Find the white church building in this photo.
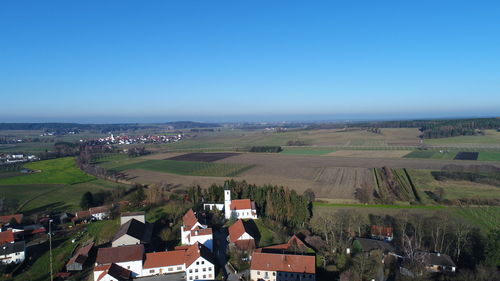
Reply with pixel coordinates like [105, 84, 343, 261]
[204, 190, 258, 220]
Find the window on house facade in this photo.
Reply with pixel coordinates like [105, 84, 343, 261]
[201, 261, 205, 264]
[189, 269, 193, 273]
[257, 271, 260, 275]
[203, 275, 206, 279]
[149, 270, 154, 273]
[196, 261, 199, 265]
[195, 269, 198, 272]
[177, 266, 182, 270]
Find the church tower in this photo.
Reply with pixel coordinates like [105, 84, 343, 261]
[224, 189, 231, 219]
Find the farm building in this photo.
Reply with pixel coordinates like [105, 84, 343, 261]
[95, 244, 144, 278]
[94, 263, 132, 281]
[120, 211, 145, 225]
[0, 214, 23, 227]
[417, 251, 457, 273]
[89, 206, 110, 221]
[371, 225, 394, 242]
[0, 229, 16, 244]
[0, 241, 25, 264]
[142, 243, 216, 280]
[250, 251, 316, 281]
[256, 235, 313, 255]
[112, 218, 152, 247]
[66, 242, 94, 271]
[228, 219, 255, 251]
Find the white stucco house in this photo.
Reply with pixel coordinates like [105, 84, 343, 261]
[180, 209, 213, 251]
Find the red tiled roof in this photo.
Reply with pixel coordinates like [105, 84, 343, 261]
[228, 220, 253, 243]
[234, 239, 256, 251]
[89, 206, 109, 215]
[230, 199, 253, 210]
[261, 235, 308, 251]
[67, 242, 94, 265]
[0, 214, 23, 224]
[251, 252, 316, 274]
[96, 244, 144, 265]
[174, 245, 190, 251]
[95, 263, 131, 281]
[371, 225, 393, 237]
[185, 242, 213, 267]
[0, 230, 15, 244]
[75, 210, 91, 218]
[190, 227, 212, 237]
[143, 250, 185, 269]
[182, 209, 199, 229]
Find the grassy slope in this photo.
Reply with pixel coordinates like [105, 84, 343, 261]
[111, 159, 254, 177]
[0, 157, 94, 185]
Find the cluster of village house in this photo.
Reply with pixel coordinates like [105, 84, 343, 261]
[0, 189, 458, 281]
[0, 214, 46, 265]
[0, 153, 38, 164]
[82, 134, 183, 146]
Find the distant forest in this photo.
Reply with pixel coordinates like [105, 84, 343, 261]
[308, 117, 500, 139]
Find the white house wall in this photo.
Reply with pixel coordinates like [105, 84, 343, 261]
[141, 264, 185, 276]
[186, 257, 215, 281]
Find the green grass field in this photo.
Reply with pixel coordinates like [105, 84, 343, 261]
[0, 157, 95, 185]
[280, 148, 336, 155]
[111, 159, 254, 177]
[450, 206, 500, 232]
[0, 179, 129, 214]
[477, 151, 500, 161]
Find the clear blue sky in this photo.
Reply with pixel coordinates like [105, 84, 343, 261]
[1, 0, 499, 123]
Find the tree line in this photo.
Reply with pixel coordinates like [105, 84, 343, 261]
[189, 180, 313, 228]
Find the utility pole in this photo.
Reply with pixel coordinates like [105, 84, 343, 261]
[49, 219, 53, 281]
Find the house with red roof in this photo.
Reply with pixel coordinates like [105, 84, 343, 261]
[250, 251, 316, 281]
[0, 230, 16, 244]
[371, 225, 394, 242]
[255, 235, 313, 255]
[95, 244, 144, 278]
[142, 242, 215, 280]
[228, 219, 255, 251]
[0, 214, 23, 227]
[94, 243, 215, 281]
[180, 209, 213, 251]
[94, 263, 132, 281]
